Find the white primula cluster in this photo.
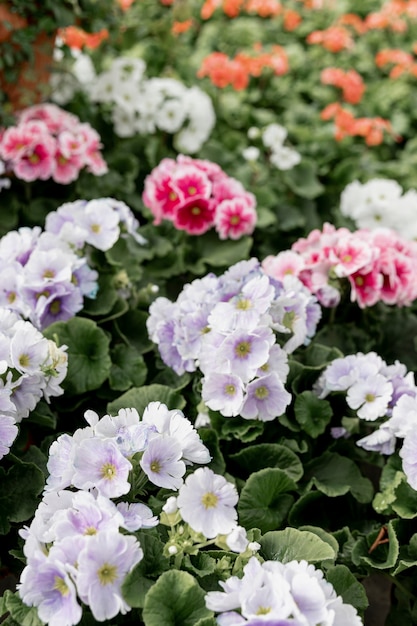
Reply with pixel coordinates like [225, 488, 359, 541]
[314, 351, 417, 455]
[80, 56, 215, 152]
[45, 402, 211, 494]
[148, 258, 321, 422]
[17, 402, 229, 626]
[340, 178, 417, 239]
[243, 123, 301, 170]
[205, 556, 363, 625]
[0, 308, 68, 459]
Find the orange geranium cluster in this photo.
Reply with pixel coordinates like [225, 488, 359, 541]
[365, 0, 417, 32]
[306, 25, 355, 52]
[321, 103, 397, 146]
[58, 26, 109, 50]
[375, 48, 417, 77]
[197, 45, 289, 90]
[200, 0, 301, 25]
[171, 18, 194, 35]
[320, 68, 365, 104]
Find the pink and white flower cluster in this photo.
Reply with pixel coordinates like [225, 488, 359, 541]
[205, 555, 363, 625]
[314, 351, 417, 490]
[262, 222, 417, 308]
[0, 308, 68, 460]
[142, 155, 257, 239]
[0, 103, 107, 184]
[147, 258, 321, 421]
[0, 197, 144, 330]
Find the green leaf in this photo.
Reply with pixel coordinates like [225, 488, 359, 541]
[238, 468, 296, 534]
[43, 318, 111, 396]
[26, 401, 56, 430]
[304, 452, 374, 503]
[0, 591, 43, 626]
[352, 521, 399, 570]
[107, 384, 186, 416]
[326, 565, 369, 612]
[294, 391, 333, 438]
[260, 528, 336, 564]
[115, 310, 154, 354]
[109, 344, 147, 391]
[198, 429, 226, 475]
[0, 457, 44, 534]
[122, 531, 170, 608]
[282, 160, 324, 199]
[142, 570, 212, 626]
[230, 443, 303, 481]
[391, 480, 417, 519]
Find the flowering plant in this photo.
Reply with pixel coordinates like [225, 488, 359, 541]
[5, 1, 417, 625]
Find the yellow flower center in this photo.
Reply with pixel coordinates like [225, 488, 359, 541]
[54, 576, 70, 597]
[97, 563, 118, 586]
[365, 393, 376, 403]
[101, 463, 117, 480]
[225, 384, 236, 396]
[235, 298, 251, 310]
[19, 354, 30, 368]
[191, 206, 201, 215]
[91, 223, 101, 233]
[255, 385, 269, 399]
[235, 340, 251, 358]
[150, 460, 161, 473]
[201, 491, 218, 509]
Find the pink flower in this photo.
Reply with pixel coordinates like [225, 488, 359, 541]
[174, 196, 215, 235]
[172, 165, 212, 201]
[330, 235, 374, 277]
[14, 136, 56, 182]
[214, 197, 257, 240]
[262, 250, 305, 280]
[348, 269, 383, 308]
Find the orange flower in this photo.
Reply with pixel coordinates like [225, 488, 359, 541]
[337, 13, 367, 34]
[321, 68, 364, 104]
[283, 8, 302, 31]
[223, 0, 245, 17]
[201, 0, 222, 18]
[245, 0, 282, 17]
[306, 26, 354, 53]
[59, 26, 109, 50]
[118, 0, 135, 9]
[171, 19, 194, 35]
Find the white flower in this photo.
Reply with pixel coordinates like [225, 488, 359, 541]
[262, 123, 288, 148]
[177, 467, 238, 538]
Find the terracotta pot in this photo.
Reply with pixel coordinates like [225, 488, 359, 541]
[0, 4, 56, 111]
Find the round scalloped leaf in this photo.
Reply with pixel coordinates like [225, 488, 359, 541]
[260, 527, 336, 564]
[142, 570, 212, 626]
[238, 468, 296, 533]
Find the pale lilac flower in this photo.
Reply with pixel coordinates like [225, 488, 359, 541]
[177, 467, 238, 538]
[240, 372, 292, 421]
[347, 375, 393, 421]
[356, 424, 397, 455]
[78, 199, 120, 251]
[76, 531, 143, 621]
[72, 438, 132, 498]
[202, 372, 245, 417]
[0, 415, 18, 459]
[18, 551, 82, 626]
[52, 491, 123, 541]
[116, 502, 159, 531]
[256, 344, 289, 382]
[140, 436, 186, 489]
[400, 429, 417, 489]
[216, 327, 275, 384]
[9, 320, 49, 375]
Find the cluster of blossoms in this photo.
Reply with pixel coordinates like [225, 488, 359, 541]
[0, 308, 68, 460]
[340, 178, 417, 240]
[205, 555, 363, 625]
[375, 47, 417, 79]
[0, 197, 144, 330]
[262, 222, 417, 308]
[320, 102, 395, 145]
[0, 103, 107, 184]
[142, 155, 257, 239]
[314, 351, 417, 490]
[244, 123, 301, 170]
[17, 402, 251, 624]
[147, 258, 321, 421]
[200, 0, 302, 29]
[197, 44, 289, 91]
[320, 67, 365, 104]
[84, 56, 215, 153]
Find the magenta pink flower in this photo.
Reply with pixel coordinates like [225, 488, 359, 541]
[174, 196, 215, 235]
[172, 165, 211, 201]
[14, 138, 56, 182]
[214, 197, 257, 240]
